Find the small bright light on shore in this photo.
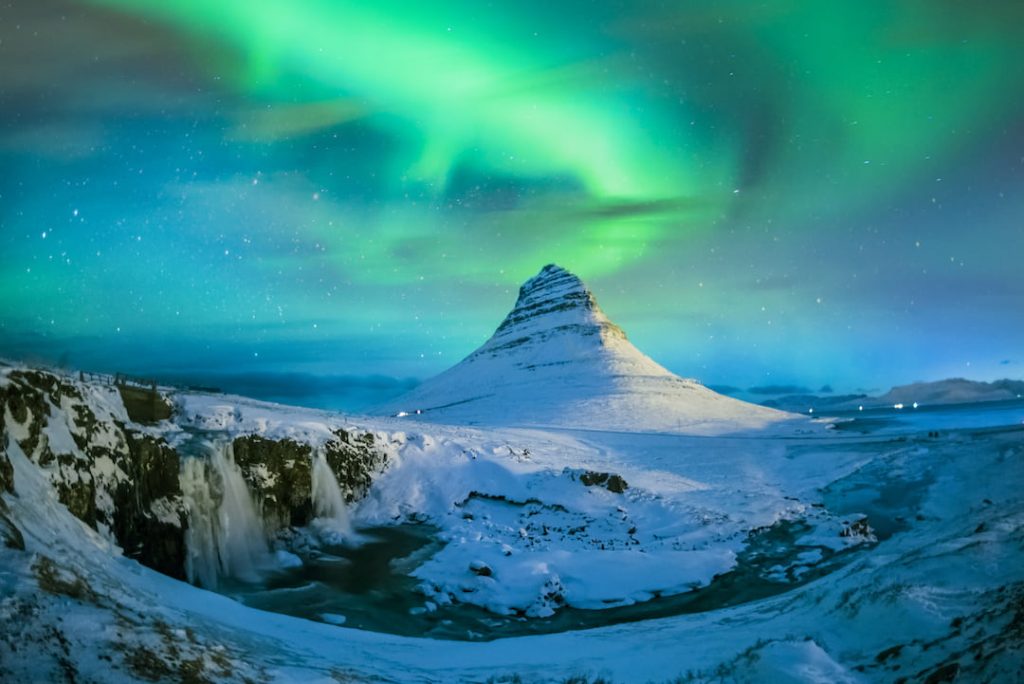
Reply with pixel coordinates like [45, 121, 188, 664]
[808, 408, 814, 414]
[912, 402, 919, 409]
[858, 405, 864, 411]
[894, 403, 904, 410]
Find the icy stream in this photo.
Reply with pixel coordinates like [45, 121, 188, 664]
[225, 512, 881, 641]
[180, 444, 899, 640]
[175, 404, 989, 641]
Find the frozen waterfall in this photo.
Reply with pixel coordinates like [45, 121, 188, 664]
[310, 447, 353, 539]
[179, 440, 271, 589]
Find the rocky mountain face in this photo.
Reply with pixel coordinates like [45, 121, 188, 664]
[376, 264, 799, 434]
[0, 367, 388, 581]
[475, 263, 637, 364]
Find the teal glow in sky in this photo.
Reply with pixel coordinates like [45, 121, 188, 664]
[1, 0, 1022, 408]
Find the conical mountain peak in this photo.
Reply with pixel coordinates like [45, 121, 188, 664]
[484, 265, 625, 354]
[519, 264, 587, 300]
[374, 265, 796, 435]
[511, 264, 593, 316]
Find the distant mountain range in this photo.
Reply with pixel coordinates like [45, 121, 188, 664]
[760, 378, 1024, 413]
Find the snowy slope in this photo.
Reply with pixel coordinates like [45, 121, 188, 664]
[172, 390, 855, 619]
[3, 383, 1023, 682]
[375, 264, 804, 435]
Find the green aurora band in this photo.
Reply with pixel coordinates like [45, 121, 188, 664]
[84, 0, 1022, 278]
[1, 0, 1022, 402]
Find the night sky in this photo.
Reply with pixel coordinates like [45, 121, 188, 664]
[1, 1, 1022, 409]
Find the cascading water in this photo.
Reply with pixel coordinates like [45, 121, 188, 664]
[310, 447, 353, 539]
[179, 440, 271, 589]
[179, 456, 219, 589]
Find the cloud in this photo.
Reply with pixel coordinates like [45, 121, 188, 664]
[0, 120, 106, 161]
[152, 371, 418, 412]
[747, 384, 813, 395]
[226, 99, 369, 142]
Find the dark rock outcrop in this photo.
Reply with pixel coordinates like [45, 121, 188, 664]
[116, 384, 173, 424]
[0, 498, 24, 549]
[113, 432, 187, 579]
[323, 429, 388, 502]
[2, 370, 101, 525]
[0, 441, 12, 495]
[1, 370, 187, 577]
[232, 428, 389, 531]
[232, 435, 314, 529]
[564, 468, 628, 494]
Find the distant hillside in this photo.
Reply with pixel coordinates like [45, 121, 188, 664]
[762, 378, 1024, 412]
[875, 378, 1024, 407]
[761, 393, 868, 413]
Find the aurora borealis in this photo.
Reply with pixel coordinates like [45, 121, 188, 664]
[1, 1, 1022, 408]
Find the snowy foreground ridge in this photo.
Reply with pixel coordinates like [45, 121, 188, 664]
[0, 266, 1022, 683]
[375, 264, 799, 435]
[2, 366, 1022, 682]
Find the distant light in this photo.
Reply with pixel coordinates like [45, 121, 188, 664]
[912, 402, 919, 409]
[858, 405, 864, 411]
[808, 408, 814, 414]
[396, 411, 409, 417]
[894, 403, 904, 410]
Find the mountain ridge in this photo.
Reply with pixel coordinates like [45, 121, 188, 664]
[762, 377, 1024, 412]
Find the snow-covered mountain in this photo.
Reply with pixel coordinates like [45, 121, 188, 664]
[873, 377, 1024, 407]
[375, 264, 800, 434]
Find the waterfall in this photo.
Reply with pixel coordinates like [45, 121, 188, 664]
[310, 447, 353, 539]
[179, 440, 271, 589]
[180, 456, 219, 589]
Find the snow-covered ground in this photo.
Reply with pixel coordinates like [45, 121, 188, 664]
[3, 379, 1023, 682]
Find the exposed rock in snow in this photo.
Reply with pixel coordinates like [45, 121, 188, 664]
[0, 367, 391, 587]
[0, 368, 188, 576]
[376, 264, 804, 435]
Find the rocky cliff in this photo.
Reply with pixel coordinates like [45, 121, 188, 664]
[0, 366, 390, 583]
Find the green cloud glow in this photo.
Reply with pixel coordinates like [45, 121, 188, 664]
[86, 0, 737, 278]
